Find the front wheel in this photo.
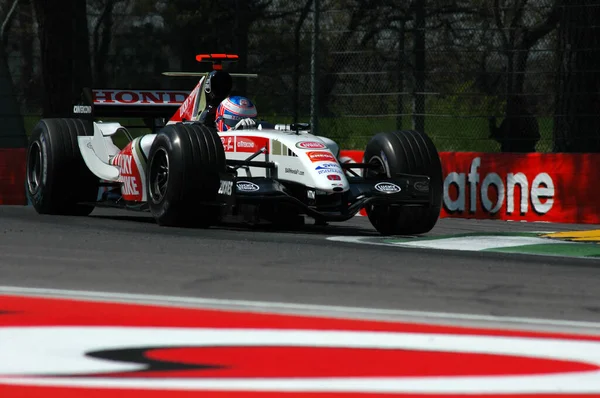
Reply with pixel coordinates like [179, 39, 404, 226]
[146, 123, 226, 227]
[364, 130, 443, 235]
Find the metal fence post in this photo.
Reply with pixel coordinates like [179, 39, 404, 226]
[310, 0, 319, 135]
[412, 0, 425, 134]
[396, 20, 406, 131]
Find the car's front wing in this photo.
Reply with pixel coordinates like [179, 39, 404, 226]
[216, 173, 432, 222]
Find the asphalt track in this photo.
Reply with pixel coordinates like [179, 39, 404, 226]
[1, 206, 600, 325]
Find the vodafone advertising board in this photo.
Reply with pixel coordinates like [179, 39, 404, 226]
[339, 150, 600, 224]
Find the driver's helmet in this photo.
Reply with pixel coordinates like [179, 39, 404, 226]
[215, 96, 258, 131]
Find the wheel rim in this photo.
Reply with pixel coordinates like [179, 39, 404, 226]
[149, 147, 170, 204]
[365, 155, 387, 179]
[26, 141, 43, 194]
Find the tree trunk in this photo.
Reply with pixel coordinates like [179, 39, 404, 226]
[0, 45, 26, 147]
[291, 0, 313, 125]
[553, 0, 600, 152]
[33, 0, 91, 117]
[18, 0, 35, 107]
[396, 20, 405, 130]
[73, 0, 92, 96]
[513, 47, 529, 96]
[234, 0, 250, 97]
[93, 0, 114, 88]
[0, 0, 27, 147]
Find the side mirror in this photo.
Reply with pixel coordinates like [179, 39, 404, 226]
[291, 123, 311, 131]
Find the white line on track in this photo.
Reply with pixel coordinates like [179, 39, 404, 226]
[326, 235, 600, 261]
[1, 286, 600, 336]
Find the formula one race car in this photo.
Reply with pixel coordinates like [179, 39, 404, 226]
[25, 54, 443, 235]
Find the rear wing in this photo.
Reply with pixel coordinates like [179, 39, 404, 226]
[72, 54, 257, 131]
[73, 87, 190, 130]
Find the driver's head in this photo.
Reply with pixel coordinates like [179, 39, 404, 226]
[215, 96, 258, 131]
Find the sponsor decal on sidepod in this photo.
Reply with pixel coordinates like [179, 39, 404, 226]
[285, 168, 304, 176]
[111, 147, 142, 199]
[221, 136, 234, 152]
[296, 141, 326, 149]
[315, 165, 342, 175]
[236, 136, 270, 153]
[219, 136, 269, 153]
[319, 163, 342, 170]
[307, 151, 336, 163]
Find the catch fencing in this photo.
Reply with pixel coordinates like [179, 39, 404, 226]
[3, 0, 598, 152]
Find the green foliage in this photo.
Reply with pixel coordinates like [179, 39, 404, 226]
[13, 0, 568, 153]
[429, 80, 503, 117]
[23, 112, 553, 153]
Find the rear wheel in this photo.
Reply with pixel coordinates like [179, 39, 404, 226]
[26, 118, 98, 215]
[364, 130, 442, 235]
[147, 123, 226, 227]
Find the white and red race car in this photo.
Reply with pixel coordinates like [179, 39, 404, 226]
[25, 54, 443, 235]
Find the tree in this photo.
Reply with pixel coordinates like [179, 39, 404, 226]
[0, 0, 27, 147]
[232, 0, 272, 96]
[553, 0, 600, 152]
[317, 0, 387, 117]
[90, 0, 127, 88]
[16, 0, 37, 108]
[472, 0, 557, 151]
[291, 0, 314, 124]
[32, 0, 92, 117]
[244, 2, 316, 116]
[490, 0, 559, 100]
[314, 0, 478, 126]
[154, 0, 269, 91]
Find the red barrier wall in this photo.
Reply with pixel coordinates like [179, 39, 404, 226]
[5, 146, 599, 223]
[0, 148, 27, 205]
[339, 150, 600, 224]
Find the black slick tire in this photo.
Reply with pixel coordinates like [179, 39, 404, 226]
[26, 118, 98, 216]
[364, 130, 443, 235]
[146, 123, 226, 227]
